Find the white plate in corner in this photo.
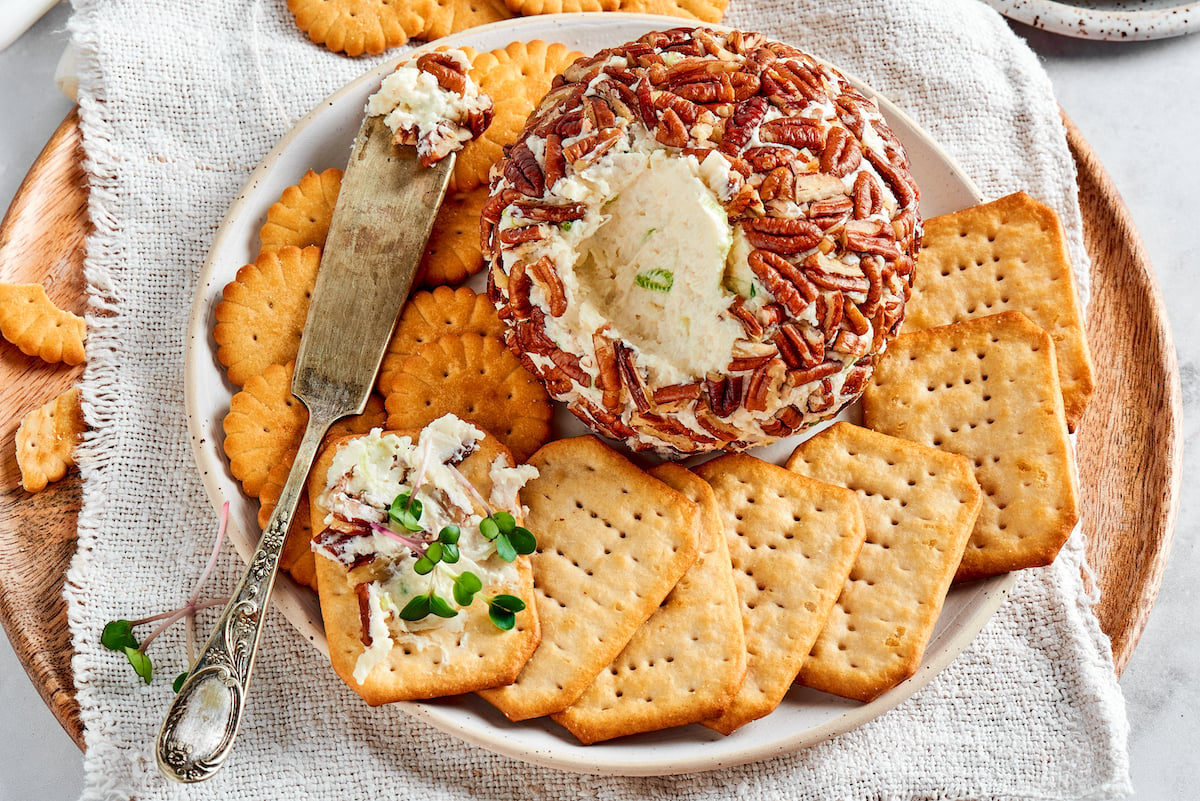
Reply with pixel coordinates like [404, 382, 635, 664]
[184, 13, 1015, 776]
[984, 0, 1200, 41]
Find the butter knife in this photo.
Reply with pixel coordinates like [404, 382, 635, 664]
[156, 115, 453, 782]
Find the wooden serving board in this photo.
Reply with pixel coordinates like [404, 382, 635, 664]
[0, 110, 1182, 750]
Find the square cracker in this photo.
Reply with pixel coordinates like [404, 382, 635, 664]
[310, 431, 540, 705]
[863, 310, 1079, 581]
[694, 453, 865, 734]
[785, 422, 982, 702]
[552, 463, 746, 743]
[479, 436, 701, 721]
[902, 192, 1094, 431]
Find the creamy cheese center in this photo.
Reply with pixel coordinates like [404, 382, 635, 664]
[572, 150, 743, 384]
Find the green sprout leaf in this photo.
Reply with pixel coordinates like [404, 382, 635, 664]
[634, 268, 674, 293]
[413, 555, 435, 575]
[479, 516, 500, 541]
[453, 571, 483, 606]
[508, 526, 537, 555]
[491, 511, 516, 535]
[400, 594, 431, 621]
[173, 672, 189, 694]
[438, 525, 460, 545]
[441, 543, 460, 564]
[389, 493, 424, 532]
[426, 542, 444, 564]
[101, 619, 139, 652]
[124, 647, 153, 684]
[495, 534, 517, 563]
[428, 593, 458, 619]
[487, 595, 527, 631]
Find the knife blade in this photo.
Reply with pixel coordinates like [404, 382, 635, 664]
[156, 114, 454, 783]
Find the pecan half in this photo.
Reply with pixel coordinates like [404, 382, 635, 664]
[585, 96, 617, 131]
[592, 329, 621, 412]
[615, 342, 652, 413]
[728, 296, 764, 339]
[758, 166, 795, 202]
[852, 171, 883, 219]
[759, 118, 824, 150]
[652, 381, 704, 405]
[718, 96, 768, 156]
[787, 360, 842, 387]
[743, 217, 823, 254]
[416, 51, 467, 94]
[864, 147, 918, 207]
[544, 133, 566, 190]
[819, 126, 862, 177]
[504, 143, 545, 197]
[563, 128, 622, 169]
[652, 90, 702, 125]
[655, 107, 689, 149]
[512, 200, 587, 223]
[499, 225, 546, 246]
[749, 248, 816, 317]
[527, 256, 567, 317]
[744, 359, 780, 412]
[705, 374, 744, 418]
[548, 347, 590, 387]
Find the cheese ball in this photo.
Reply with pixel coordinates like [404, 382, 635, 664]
[482, 27, 921, 454]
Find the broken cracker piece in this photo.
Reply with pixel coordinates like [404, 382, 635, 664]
[0, 283, 86, 365]
[16, 386, 85, 493]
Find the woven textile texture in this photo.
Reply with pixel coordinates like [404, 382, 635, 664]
[65, 0, 1129, 798]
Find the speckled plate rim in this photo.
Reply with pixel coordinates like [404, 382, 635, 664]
[983, 0, 1200, 41]
[184, 13, 1018, 776]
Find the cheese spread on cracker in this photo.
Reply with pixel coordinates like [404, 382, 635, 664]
[312, 415, 536, 684]
[368, 49, 494, 167]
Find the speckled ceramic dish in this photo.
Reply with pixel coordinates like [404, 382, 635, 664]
[186, 14, 1017, 776]
[984, 0, 1200, 41]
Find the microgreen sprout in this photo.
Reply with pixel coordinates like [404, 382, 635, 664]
[487, 595, 527, 631]
[478, 511, 537, 563]
[379, 465, 536, 630]
[101, 502, 232, 687]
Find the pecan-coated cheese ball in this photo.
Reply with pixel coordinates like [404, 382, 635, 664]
[482, 27, 921, 454]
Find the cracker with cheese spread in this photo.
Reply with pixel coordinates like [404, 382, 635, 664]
[310, 415, 540, 704]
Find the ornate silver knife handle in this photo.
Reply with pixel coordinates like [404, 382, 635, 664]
[156, 409, 334, 782]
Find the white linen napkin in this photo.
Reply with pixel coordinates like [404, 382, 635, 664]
[64, 0, 1131, 798]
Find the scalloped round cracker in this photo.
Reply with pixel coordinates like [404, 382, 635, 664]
[377, 286, 504, 395]
[287, 0, 427, 57]
[416, 185, 490, 289]
[224, 361, 387, 498]
[503, 0, 617, 14]
[0, 283, 86, 366]
[258, 460, 319, 591]
[420, 0, 513, 41]
[617, 0, 728, 22]
[15, 386, 86, 493]
[213, 245, 320, 388]
[454, 40, 582, 191]
[383, 333, 552, 462]
[259, 168, 342, 252]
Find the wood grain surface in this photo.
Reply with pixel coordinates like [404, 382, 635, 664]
[0, 111, 1182, 750]
[0, 109, 88, 746]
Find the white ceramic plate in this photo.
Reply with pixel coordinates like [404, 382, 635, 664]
[185, 14, 1014, 776]
[984, 0, 1200, 41]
